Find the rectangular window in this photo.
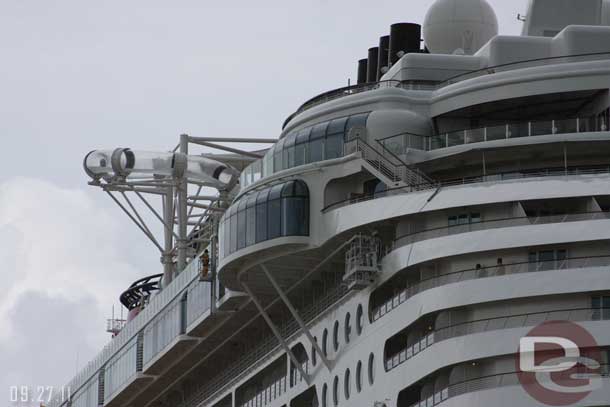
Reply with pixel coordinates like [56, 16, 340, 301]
[448, 216, 457, 226]
[592, 296, 610, 320]
[267, 199, 281, 239]
[309, 122, 327, 163]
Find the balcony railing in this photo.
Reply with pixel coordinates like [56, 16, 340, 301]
[372, 255, 610, 323]
[408, 364, 610, 407]
[395, 211, 608, 248]
[322, 166, 610, 212]
[379, 115, 609, 155]
[284, 52, 610, 128]
[386, 307, 610, 372]
[239, 376, 288, 407]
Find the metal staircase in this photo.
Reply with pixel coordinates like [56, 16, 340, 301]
[345, 129, 435, 189]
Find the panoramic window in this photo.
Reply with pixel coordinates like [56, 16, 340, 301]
[240, 112, 371, 188]
[219, 180, 310, 257]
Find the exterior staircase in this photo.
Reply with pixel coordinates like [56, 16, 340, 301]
[345, 129, 435, 190]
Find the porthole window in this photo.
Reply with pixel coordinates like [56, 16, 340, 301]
[312, 337, 318, 367]
[356, 361, 363, 393]
[322, 329, 328, 356]
[344, 368, 351, 400]
[356, 304, 364, 335]
[333, 321, 340, 351]
[333, 376, 339, 406]
[344, 312, 352, 343]
[321, 383, 328, 407]
[368, 353, 375, 385]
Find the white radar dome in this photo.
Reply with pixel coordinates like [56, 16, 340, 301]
[423, 0, 499, 55]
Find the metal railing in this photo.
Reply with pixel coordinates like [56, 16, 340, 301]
[386, 307, 610, 372]
[371, 255, 610, 323]
[395, 211, 608, 248]
[408, 364, 610, 407]
[322, 166, 610, 212]
[346, 137, 434, 188]
[239, 376, 288, 407]
[379, 115, 609, 155]
[283, 52, 610, 128]
[184, 282, 349, 407]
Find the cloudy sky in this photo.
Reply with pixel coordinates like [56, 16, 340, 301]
[0, 0, 528, 402]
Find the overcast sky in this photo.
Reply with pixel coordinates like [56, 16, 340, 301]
[0, 0, 528, 402]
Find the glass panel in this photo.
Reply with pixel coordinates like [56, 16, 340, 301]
[285, 132, 297, 169]
[530, 120, 553, 136]
[237, 199, 248, 250]
[282, 197, 309, 236]
[256, 192, 269, 243]
[230, 207, 238, 254]
[470, 213, 481, 223]
[273, 138, 286, 172]
[486, 124, 507, 141]
[554, 118, 578, 134]
[346, 113, 370, 135]
[309, 138, 324, 163]
[246, 195, 257, 247]
[430, 135, 446, 150]
[539, 250, 555, 270]
[448, 216, 457, 226]
[325, 133, 344, 160]
[447, 130, 465, 147]
[327, 116, 348, 135]
[508, 122, 529, 138]
[268, 192, 282, 240]
[465, 128, 485, 144]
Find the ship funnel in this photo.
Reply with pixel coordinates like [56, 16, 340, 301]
[84, 149, 239, 190]
[357, 58, 369, 84]
[389, 23, 422, 66]
[377, 35, 390, 80]
[366, 46, 379, 83]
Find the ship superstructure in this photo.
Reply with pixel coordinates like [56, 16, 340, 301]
[49, 0, 610, 406]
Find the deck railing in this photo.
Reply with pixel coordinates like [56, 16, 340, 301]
[372, 255, 610, 323]
[386, 307, 610, 372]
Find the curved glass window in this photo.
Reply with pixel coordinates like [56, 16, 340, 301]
[236, 198, 248, 250]
[255, 189, 270, 243]
[219, 180, 310, 258]
[294, 128, 311, 167]
[309, 122, 328, 163]
[241, 112, 371, 189]
[245, 194, 257, 247]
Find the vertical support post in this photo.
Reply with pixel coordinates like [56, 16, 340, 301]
[563, 143, 568, 175]
[177, 134, 189, 273]
[482, 151, 487, 177]
[162, 186, 175, 285]
[240, 280, 311, 385]
[261, 264, 333, 371]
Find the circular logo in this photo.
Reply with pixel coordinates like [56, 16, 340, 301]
[516, 320, 602, 406]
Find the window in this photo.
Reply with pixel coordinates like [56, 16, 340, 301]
[592, 296, 610, 320]
[325, 117, 347, 160]
[333, 320, 340, 351]
[294, 128, 310, 167]
[356, 361, 363, 393]
[448, 212, 481, 226]
[368, 353, 375, 385]
[273, 138, 286, 172]
[345, 113, 370, 140]
[356, 304, 364, 335]
[321, 383, 328, 407]
[220, 180, 310, 257]
[309, 122, 327, 163]
[284, 132, 297, 169]
[322, 329, 328, 357]
[255, 189, 269, 243]
[344, 312, 352, 344]
[267, 184, 283, 239]
[332, 376, 339, 406]
[344, 368, 351, 400]
[246, 194, 257, 247]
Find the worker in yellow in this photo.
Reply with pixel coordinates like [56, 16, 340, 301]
[200, 249, 210, 280]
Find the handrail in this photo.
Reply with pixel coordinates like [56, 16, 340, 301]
[394, 210, 608, 246]
[385, 307, 610, 372]
[283, 51, 610, 129]
[371, 255, 610, 323]
[322, 166, 610, 212]
[408, 364, 610, 407]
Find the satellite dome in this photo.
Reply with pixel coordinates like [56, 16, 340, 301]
[423, 0, 498, 55]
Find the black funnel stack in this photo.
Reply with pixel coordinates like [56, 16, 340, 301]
[357, 59, 368, 84]
[389, 23, 422, 66]
[366, 47, 379, 83]
[377, 35, 390, 80]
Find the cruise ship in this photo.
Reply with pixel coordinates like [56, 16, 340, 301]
[49, 0, 610, 406]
